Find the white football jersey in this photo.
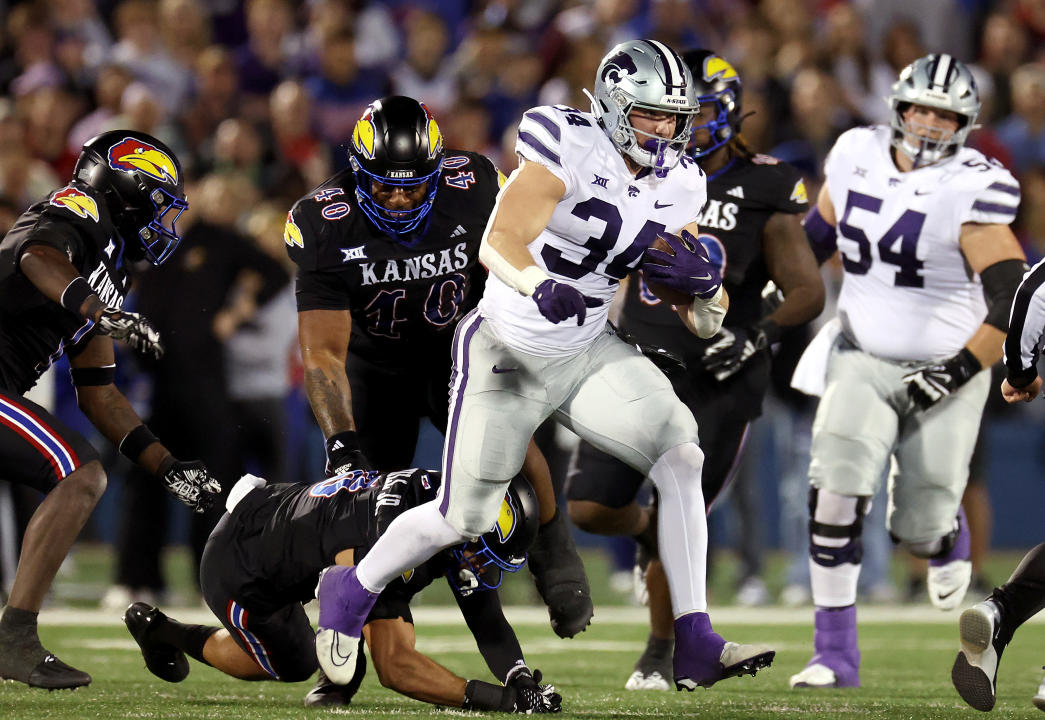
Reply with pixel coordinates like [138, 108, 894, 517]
[479, 105, 706, 356]
[825, 126, 1020, 362]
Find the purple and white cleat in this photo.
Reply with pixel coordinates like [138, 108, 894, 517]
[790, 605, 860, 688]
[928, 508, 972, 610]
[315, 565, 379, 685]
[673, 612, 774, 690]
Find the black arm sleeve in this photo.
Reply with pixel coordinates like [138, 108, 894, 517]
[453, 584, 524, 682]
[981, 258, 1029, 331]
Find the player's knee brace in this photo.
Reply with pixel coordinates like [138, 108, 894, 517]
[894, 525, 958, 560]
[808, 487, 870, 567]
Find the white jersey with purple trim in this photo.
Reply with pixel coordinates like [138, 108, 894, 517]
[825, 126, 1020, 362]
[479, 105, 706, 356]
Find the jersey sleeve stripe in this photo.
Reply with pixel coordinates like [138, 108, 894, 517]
[1005, 258, 1045, 383]
[522, 110, 560, 142]
[971, 200, 1017, 217]
[987, 182, 1020, 197]
[517, 130, 561, 166]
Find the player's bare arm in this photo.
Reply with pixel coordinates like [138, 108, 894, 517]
[959, 222, 1027, 368]
[299, 308, 355, 436]
[762, 211, 826, 328]
[479, 159, 565, 291]
[18, 245, 105, 320]
[68, 335, 170, 475]
[363, 618, 467, 705]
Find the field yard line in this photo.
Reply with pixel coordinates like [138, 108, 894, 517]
[39, 604, 1045, 627]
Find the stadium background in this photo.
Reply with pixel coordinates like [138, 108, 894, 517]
[1, 0, 1045, 606]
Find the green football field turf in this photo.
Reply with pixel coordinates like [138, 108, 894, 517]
[2, 606, 1044, 720]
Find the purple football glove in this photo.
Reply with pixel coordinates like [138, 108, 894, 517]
[643, 230, 722, 300]
[532, 279, 603, 325]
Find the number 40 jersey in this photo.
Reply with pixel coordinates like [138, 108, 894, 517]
[826, 126, 1020, 362]
[480, 105, 707, 357]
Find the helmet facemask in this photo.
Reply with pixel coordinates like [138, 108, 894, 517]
[590, 40, 701, 177]
[689, 91, 736, 157]
[887, 53, 980, 169]
[351, 158, 443, 237]
[126, 186, 187, 265]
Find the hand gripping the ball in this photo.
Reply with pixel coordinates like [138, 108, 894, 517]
[642, 230, 722, 300]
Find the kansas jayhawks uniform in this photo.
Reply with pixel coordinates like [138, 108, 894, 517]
[287, 151, 501, 469]
[441, 105, 707, 536]
[808, 125, 1019, 541]
[200, 469, 524, 680]
[568, 153, 809, 508]
[0, 183, 133, 490]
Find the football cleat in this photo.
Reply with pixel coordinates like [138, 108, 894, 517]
[0, 649, 92, 690]
[625, 669, 671, 691]
[625, 637, 673, 691]
[123, 602, 189, 683]
[672, 613, 774, 690]
[315, 565, 378, 685]
[790, 606, 860, 689]
[951, 600, 1005, 711]
[527, 511, 594, 638]
[1032, 669, 1045, 712]
[303, 661, 366, 707]
[928, 560, 973, 610]
[790, 663, 844, 689]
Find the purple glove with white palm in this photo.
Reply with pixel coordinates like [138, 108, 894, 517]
[642, 230, 722, 300]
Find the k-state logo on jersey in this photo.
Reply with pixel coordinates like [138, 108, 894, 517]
[107, 137, 179, 184]
[50, 187, 99, 222]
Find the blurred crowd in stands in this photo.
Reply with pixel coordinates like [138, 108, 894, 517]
[1, 0, 1045, 608]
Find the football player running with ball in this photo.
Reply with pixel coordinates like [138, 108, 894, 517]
[789, 54, 1027, 689]
[565, 49, 824, 690]
[312, 39, 775, 694]
[286, 96, 591, 637]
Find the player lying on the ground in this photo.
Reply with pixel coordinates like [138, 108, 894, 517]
[123, 469, 561, 713]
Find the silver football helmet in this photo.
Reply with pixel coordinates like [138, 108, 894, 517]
[589, 39, 700, 175]
[888, 53, 980, 167]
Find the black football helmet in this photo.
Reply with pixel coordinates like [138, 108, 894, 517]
[348, 96, 444, 238]
[681, 49, 743, 157]
[73, 130, 187, 265]
[447, 475, 540, 595]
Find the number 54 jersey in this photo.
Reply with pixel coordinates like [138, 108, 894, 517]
[826, 126, 1020, 362]
[480, 105, 706, 357]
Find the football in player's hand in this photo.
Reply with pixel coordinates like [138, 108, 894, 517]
[641, 235, 694, 306]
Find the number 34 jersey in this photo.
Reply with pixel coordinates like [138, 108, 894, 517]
[480, 105, 707, 357]
[826, 126, 1020, 362]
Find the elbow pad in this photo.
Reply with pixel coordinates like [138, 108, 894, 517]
[982, 258, 1029, 331]
[803, 206, 838, 265]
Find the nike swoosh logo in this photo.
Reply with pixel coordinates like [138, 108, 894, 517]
[654, 201, 673, 209]
[492, 366, 517, 374]
[937, 587, 960, 600]
[914, 189, 931, 196]
[330, 631, 353, 667]
[694, 274, 712, 280]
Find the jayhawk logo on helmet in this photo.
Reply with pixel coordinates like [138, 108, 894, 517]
[494, 495, 518, 543]
[702, 55, 739, 83]
[420, 102, 443, 160]
[107, 138, 179, 185]
[352, 107, 377, 160]
[50, 186, 99, 222]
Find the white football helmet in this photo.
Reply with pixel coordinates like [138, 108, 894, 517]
[888, 53, 980, 167]
[589, 39, 700, 175]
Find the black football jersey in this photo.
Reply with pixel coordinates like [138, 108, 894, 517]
[620, 153, 809, 358]
[288, 151, 502, 365]
[0, 183, 131, 394]
[233, 468, 454, 616]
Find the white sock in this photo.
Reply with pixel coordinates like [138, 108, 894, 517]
[647, 442, 708, 616]
[809, 490, 863, 607]
[355, 499, 468, 593]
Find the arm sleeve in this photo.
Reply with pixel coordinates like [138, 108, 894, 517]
[454, 585, 524, 682]
[1004, 258, 1045, 388]
[516, 107, 576, 197]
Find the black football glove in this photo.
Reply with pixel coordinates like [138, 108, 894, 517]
[96, 308, 164, 359]
[324, 431, 372, 476]
[701, 326, 769, 381]
[901, 348, 981, 410]
[158, 458, 222, 513]
[508, 668, 562, 714]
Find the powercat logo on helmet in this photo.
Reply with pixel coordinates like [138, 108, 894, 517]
[107, 138, 178, 184]
[601, 51, 639, 85]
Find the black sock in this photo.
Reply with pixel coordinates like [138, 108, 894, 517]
[1, 606, 39, 630]
[642, 634, 673, 659]
[152, 617, 219, 666]
[994, 542, 1045, 644]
